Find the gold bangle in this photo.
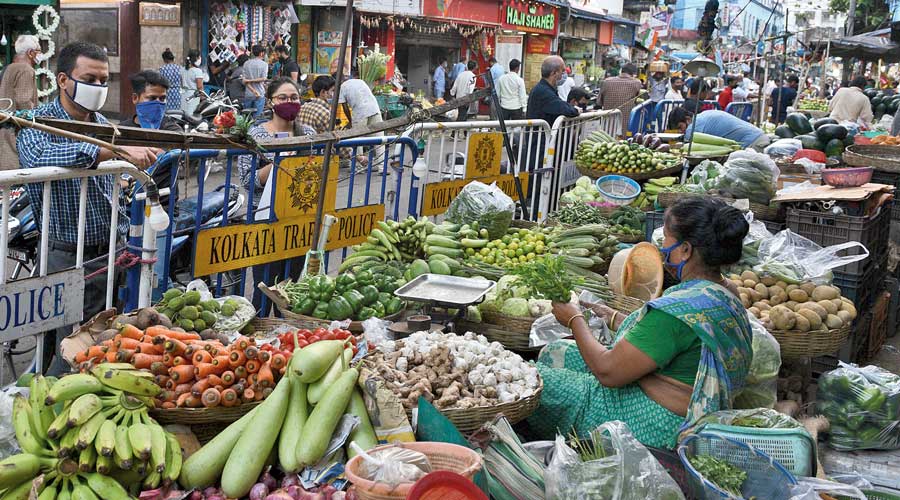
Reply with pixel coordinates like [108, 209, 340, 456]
[610, 310, 619, 326]
[566, 314, 585, 329]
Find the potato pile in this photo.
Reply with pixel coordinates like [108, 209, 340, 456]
[728, 271, 858, 332]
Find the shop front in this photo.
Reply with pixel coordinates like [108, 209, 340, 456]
[558, 13, 603, 87]
[496, 0, 559, 78]
[204, 0, 297, 78]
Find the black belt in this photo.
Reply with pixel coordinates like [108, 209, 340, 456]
[48, 240, 109, 255]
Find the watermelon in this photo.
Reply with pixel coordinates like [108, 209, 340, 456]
[813, 118, 838, 129]
[775, 125, 796, 139]
[824, 138, 845, 157]
[786, 113, 814, 135]
[797, 134, 824, 151]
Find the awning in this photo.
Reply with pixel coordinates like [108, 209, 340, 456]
[537, 0, 569, 8]
[569, 7, 606, 22]
[600, 14, 639, 27]
[671, 51, 700, 61]
[810, 28, 899, 61]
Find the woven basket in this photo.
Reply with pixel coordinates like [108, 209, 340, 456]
[190, 422, 230, 445]
[606, 292, 644, 314]
[150, 400, 261, 425]
[345, 442, 483, 500]
[245, 317, 325, 336]
[476, 311, 538, 352]
[258, 283, 401, 332]
[435, 378, 543, 433]
[767, 324, 851, 359]
[842, 145, 900, 172]
[576, 163, 683, 182]
[656, 191, 783, 221]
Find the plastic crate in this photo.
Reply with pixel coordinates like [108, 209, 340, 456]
[832, 253, 886, 310]
[854, 290, 890, 362]
[644, 210, 665, 243]
[888, 277, 900, 338]
[763, 220, 786, 234]
[697, 424, 817, 478]
[870, 170, 900, 221]
[678, 432, 797, 499]
[786, 204, 892, 276]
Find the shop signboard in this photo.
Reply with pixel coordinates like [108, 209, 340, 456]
[422, 0, 500, 24]
[300, 0, 420, 16]
[500, 0, 558, 36]
[0, 270, 84, 341]
[193, 204, 386, 276]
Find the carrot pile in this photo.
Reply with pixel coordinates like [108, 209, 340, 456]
[74, 324, 293, 408]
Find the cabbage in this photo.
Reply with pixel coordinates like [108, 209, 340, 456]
[576, 176, 593, 189]
[528, 299, 552, 317]
[466, 305, 482, 323]
[571, 186, 587, 197]
[501, 297, 530, 317]
[513, 285, 533, 299]
[560, 191, 578, 204]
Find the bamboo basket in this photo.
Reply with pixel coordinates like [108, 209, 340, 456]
[258, 282, 401, 332]
[842, 145, 900, 172]
[150, 400, 262, 425]
[245, 317, 325, 336]
[656, 191, 783, 222]
[576, 163, 683, 182]
[767, 324, 852, 359]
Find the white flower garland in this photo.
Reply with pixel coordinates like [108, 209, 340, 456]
[36, 37, 54, 64]
[33, 5, 60, 38]
[35, 68, 57, 98]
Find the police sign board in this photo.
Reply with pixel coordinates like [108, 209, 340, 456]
[0, 270, 85, 341]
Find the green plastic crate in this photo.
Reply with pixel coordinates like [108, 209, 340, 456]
[699, 423, 817, 477]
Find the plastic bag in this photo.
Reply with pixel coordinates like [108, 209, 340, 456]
[183, 279, 255, 336]
[686, 160, 723, 192]
[350, 443, 432, 485]
[733, 315, 781, 409]
[754, 230, 869, 284]
[445, 181, 515, 240]
[817, 362, 900, 450]
[530, 290, 612, 348]
[690, 408, 804, 432]
[544, 421, 684, 500]
[712, 150, 781, 205]
[788, 478, 867, 500]
[764, 138, 803, 158]
[793, 157, 825, 175]
[0, 388, 25, 459]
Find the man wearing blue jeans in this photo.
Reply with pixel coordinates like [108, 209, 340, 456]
[242, 44, 268, 119]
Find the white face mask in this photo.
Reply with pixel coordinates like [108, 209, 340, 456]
[65, 77, 108, 112]
[193, 58, 202, 68]
[559, 72, 567, 84]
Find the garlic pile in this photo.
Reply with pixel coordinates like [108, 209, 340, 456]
[371, 331, 540, 411]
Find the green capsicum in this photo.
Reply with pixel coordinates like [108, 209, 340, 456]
[308, 275, 335, 302]
[312, 301, 330, 319]
[359, 285, 380, 306]
[355, 270, 374, 286]
[292, 297, 317, 316]
[327, 296, 353, 320]
[335, 273, 357, 294]
[858, 387, 887, 412]
[385, 297, 404, 316]
[371, 301, 386, 318]
[843, 407, 865, 431]
[341, 290, 366, 312]
[356, 307, 376, 321]
[378, 292, 392, 306]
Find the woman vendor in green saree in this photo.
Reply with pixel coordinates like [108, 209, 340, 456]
[527, 197, 754, 449]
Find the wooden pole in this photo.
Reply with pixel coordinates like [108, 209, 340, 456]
[0, 111, 129, 156]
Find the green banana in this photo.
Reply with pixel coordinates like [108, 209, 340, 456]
[94, 419, 116, 457]
[127, 423, 152, 461]
[66, 394, 102, 428]
[84, 472, 130, 500]
[90, 367, 160, 397]
[112, 425, 133, 470]
[94, 454, 112, 475]
[47, 406, 70, 439]
[30, 376, 54, 441]
[12, 396, 45, 456]
[147, 423, 167, 473]
[56, 480, 71, 500]
[70, 482, 100, 500]
[161, 433, 182, 485]
[0, 453, 43, 491]
[0, 479, 33, 500]
[45, 375, 103, 406]
[58, 428, 77, 458]
[37, 481, 58, 500]
[142, 470, 161, 490]
[92, 363, 136, 371]
[75, 411, 108, 451]
[78, 445, 96, 472]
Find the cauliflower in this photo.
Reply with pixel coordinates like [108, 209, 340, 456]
[528, 299, 552, 317]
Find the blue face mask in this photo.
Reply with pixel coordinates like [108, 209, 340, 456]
[136, 100, 166, 129]
[660, 240, 687, 280]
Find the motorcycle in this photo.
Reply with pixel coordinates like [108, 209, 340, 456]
[168, 89, 244, 132]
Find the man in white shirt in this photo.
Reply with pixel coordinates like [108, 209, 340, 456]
[497, 59, 527, 120]
[665, 76, 685, 100]
[488, 57, 505, 119]
[731, 74, 749, 102]
[338, 73, 384, 169]
[829, 75, 874, 128]
[557, 68, 575, 101]
[450, 60, 477, 122]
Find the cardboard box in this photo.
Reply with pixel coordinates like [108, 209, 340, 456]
[777, 173, 821, 191]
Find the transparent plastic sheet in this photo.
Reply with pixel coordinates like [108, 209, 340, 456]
[445, 180, 515, 240]
[733, 315, 781, 409]
[764, 138, 803, 158]
[686, 160, 724, 192]
[754, 230, 869, 285]
[817, 362, 900, 451]
[777, 180, 819, 197]
[687, 409, 803, 438]
[350, 443, 433, 485]
[529, 290, 612, 348]
[544, 421, 685, 500]
[713, 150, 781, 205]
[184, 279, 255, 335]
[0, 388, 26, 459]
[722, 213, 772, 276]
[793, 157, 825, 175]
[788, 477, 867, 500]
[830, 472, 874, 490]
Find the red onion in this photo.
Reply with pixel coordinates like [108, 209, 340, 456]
[285, 485, 302, 500]
[188, 491, 203, 500]
[281, 474, 300, 489]
[249, 483, 269, 500]
[331, 492, 346, 500]
[203, 487, 220, 497]
[206, 496, 226, 500]
[264, 491, 295, 500]
[139, 489, 163, 500]
[261, 466, 277, 490]
[319, 485, 336, 500]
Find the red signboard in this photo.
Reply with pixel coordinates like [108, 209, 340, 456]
[500, 0, 559, 36]
[422, 0, 500, 25]
[526, 34, 553, 54]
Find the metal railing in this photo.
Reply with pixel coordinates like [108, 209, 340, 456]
[1, 161, 157, 377]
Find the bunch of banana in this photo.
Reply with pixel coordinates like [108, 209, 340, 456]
[4, 366, 183, 499]
[340, 216, 431, 271]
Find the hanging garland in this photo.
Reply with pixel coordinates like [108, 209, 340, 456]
[35, 68, 57, 98]
[32, 5, 60, 38]
[36, 37, 55, 64]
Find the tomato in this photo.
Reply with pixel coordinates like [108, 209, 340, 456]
[308, 335, 321, 344]
[313, 327, 328, 337]
[321, 332, 335, 341]
[352, 347, 359, 357]
[297, 329, 312, 337]
[295, 339, 309, 348]
[347, 336, 357, 345]
[333, 330, 349, 340]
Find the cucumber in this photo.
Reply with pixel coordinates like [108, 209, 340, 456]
[425, 246, 464, 258]
[425, 234, 461, 249]
[461, 238, 488, 248]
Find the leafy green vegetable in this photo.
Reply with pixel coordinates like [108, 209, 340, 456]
[513, 256, 582, 303]
[689, 454, 747, 496]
